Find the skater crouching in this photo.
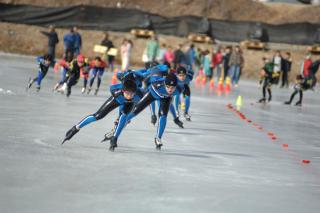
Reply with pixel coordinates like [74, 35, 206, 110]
[103, 73, 180, 151]
[284, 74, 316, 106]
[62, 79, 140, 147]
[27, 54, 53, 91]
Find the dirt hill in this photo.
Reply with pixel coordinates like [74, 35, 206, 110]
[1, 0, 320, 24]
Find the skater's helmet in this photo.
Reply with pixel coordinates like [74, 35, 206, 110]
[123, 79, 137, 93]
[77, 54, 85, 63]
[176, 66, 187, 75]
[44, 54, 53, 61]
[165, 73, 177, 87]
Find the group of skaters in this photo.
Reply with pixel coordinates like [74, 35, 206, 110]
[61, 62, 194, 151]
[26, 53, 108, 97]
[258, 51, 319, 106]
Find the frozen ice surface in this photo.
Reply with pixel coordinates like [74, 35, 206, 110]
[0, 53, 320, 213]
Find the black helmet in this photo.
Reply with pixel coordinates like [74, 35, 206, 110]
[176, 66, 187, 75]
[123, 79, 137, 93]
[44, 54, 53, 61]
[164, 73, 177, 87]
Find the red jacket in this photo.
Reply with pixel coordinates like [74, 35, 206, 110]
[211, 52, 223, 68]
[90, 60, 107, 69]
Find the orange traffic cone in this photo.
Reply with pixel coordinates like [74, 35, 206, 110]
[202, 77, 207, 86]
[217, 79, 224, 92]
[225, 77, 231, 93]
[209, 79, 215, 89]
[195, 75, 201, 84]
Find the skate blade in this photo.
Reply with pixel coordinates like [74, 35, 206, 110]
[61, 139, 67, 145]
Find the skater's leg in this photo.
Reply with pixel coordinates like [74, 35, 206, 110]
[170, 103, 184, 128]
[128, 92, 155, 121]
[287, 90, 298, 104]
[267, 87, 272, 102]
[36, 71, 44, 88]
[77, 96, 119, 129]
[89, 76, 95, 88]
[113, 102, 134, 139]
[97, 75, 102, 89]
[62, 96, 120, 144]
[299, 90, 303, 103]
[174, 93, 180, 112]
[83, 77, 88, 90]
[97, 69, 104, 89]
[150, 101, 156, 116]
[295, 90, 303, 106]
[183, 85, 191, 114]
[66, 75, 78, 97]
[170, 104, 177, 119]
[156, 97, 171, 139]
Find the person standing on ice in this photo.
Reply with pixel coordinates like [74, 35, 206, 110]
[26, 54, 53, 92]
[102, 73, 179, 151]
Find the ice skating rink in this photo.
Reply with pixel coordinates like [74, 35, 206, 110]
[1, 53, 320, 213]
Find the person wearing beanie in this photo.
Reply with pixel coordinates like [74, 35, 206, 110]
[103, 73, 181, 151]
[62, 79, 141, 148]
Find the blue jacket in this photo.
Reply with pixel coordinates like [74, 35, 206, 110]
[63, 33, 76, 50]
[36, 56, 50, 73]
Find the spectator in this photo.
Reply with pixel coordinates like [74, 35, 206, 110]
[194, 47, 203, 74]
[164, 45, 175, 67]
[120, 38, 133, 71]
[272, 50, 282, 85]
[222, 46, 231, 80]
[228, 46, 244, 86]
[212, 47, 223, 81]
[300, 54, 312, 78]
[101, 32, 115, 72]
[73, 26, 82, 56]
[173, 44, 185, 69]
[40, 25, 59, 63]
[63, 28, 76, 59]
[185, 44, 196, 70]
[280, 52, 292, 88]
[202, 50, 212, 81]
[157, 43, 167, 64]
[146, 35, 159, 64]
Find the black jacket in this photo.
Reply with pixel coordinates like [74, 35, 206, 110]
[281, 58, 292, 73]
[41, 31, 59, 47]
